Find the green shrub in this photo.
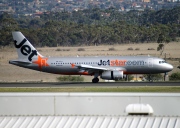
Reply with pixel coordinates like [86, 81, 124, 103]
[56, 49, 70, 51]
[127, 75, 134, 81]
[169, 72, 180, 81]
[78, 48, 85, 51]
[143, 74, 163, 81]
[109, 47, 116, 51]
[115, 75, 134, 81]
[57, 75, 84, 82]
[127, 47, 133, 50]
[147, 48, 155, 50]
[63, 49, 70, 51]
[56, 48, 62, 51]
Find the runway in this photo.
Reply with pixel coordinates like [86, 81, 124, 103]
[0, 82, 180, 87]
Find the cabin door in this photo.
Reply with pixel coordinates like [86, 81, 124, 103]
[148, 58, 153, 67]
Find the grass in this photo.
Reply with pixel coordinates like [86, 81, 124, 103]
[1, 86, 180, 92]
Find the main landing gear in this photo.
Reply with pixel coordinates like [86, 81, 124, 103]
[92, 77, 99, 83]
[148, 74, 153, 82]
[92, 72, 99, 83]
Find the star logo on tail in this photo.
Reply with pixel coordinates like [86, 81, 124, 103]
[33, 55, 49, 70]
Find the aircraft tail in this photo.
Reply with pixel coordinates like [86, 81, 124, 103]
[12, 32, 43, 62]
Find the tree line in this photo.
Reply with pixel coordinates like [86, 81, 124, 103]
[0, 7, 180, 47]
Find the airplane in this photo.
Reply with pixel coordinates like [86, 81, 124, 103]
[9, 31, 173, 83]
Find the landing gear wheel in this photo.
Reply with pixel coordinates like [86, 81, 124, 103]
[148, 74, 153, 82]
[92, 78, 99, 83]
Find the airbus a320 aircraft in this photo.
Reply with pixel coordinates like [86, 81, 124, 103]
[9, 32, 173, 83]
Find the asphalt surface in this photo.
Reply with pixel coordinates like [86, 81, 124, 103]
[0, 82, 180, 87]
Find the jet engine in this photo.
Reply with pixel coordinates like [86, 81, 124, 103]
[100, 70, 123, 80]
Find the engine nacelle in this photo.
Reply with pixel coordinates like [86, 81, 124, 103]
[100, 70, 123, 80]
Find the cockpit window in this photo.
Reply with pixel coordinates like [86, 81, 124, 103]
[159, 61, 166, 64]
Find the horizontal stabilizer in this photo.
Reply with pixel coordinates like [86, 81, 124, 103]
[9, 60, 32, 65]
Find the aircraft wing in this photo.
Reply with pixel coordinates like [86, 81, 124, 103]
[76, 64, 126, 74]
[77, 64, 108, 70]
